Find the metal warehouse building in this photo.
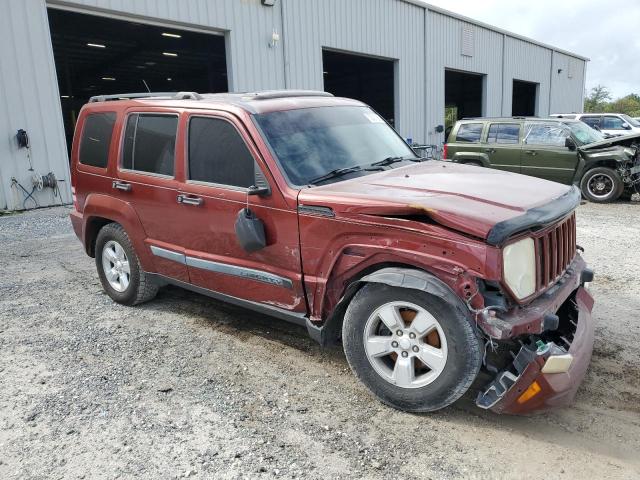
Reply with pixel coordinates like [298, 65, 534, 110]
[0, 0, 588, 211]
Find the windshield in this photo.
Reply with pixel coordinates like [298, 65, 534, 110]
[621, 114, 640, 127]
[253, 106, 417, 186]
[565, 121, 605, 145]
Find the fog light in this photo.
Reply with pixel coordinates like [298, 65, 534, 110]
[517, 381, 541, 404]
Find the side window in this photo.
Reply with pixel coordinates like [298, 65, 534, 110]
[79, 112, 116, 168]
[581, 116, 601, 129]
[487, 124, 520, 144]
[455, 123, 483, 143]
[523, 123, 569, 147]
[121, 114, 177, 176]
[188, 116, 256, 188]
[602, 116, 625, 130]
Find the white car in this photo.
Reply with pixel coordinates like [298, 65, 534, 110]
[550, 113, 640, 137]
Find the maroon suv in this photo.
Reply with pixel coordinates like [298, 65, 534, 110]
[70, 90, 595, 414]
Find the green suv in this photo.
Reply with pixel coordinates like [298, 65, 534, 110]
[444, 117, 640, 202]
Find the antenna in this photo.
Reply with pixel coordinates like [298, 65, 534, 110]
[142, 80, 151, 93]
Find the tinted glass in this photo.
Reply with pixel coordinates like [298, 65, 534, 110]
[122, 114, 177, 176]
[79, 112, 116, 168]
[621, 114, 640, 127]
[456, 123, 483, 143]
[253, 106, 416, 186]
[188, 117, 255, 188]
[524, 123, 569, 146]
[581, 116, 601, 128]
[487, 124, 520, 144]
[602, 116, 625, 130]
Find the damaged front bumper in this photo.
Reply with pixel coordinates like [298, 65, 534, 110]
[476, 256, 595, 414]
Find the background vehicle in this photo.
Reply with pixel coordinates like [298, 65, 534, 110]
[70, 91, 594, 415]
[551, 113, 640, 137]
[444, 117, 640, 202]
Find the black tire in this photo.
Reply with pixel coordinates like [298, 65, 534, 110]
[580, 167, 624, 203]
[463, 161, 483, 167]
[95, 223, 158, 306]
[342, 283, 482, 412]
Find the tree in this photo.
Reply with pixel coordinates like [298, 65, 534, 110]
[584, 85, 611, 112]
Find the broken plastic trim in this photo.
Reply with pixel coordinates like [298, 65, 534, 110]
[486, 186, 581, 246]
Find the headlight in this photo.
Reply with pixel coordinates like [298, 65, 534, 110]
[503, 237, 536, 299]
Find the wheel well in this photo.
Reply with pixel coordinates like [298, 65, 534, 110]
[85, 217, 114, 257]
[584, 161, 619, 173]
[320, 262, 434, 346]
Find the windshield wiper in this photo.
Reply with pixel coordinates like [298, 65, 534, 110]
[370, 156, 423, 167]
[308, 165, 363, 185]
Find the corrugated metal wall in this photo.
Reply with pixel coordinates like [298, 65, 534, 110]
[0, 0, 587, 210]
[0, 0, 71, 211]
[281, 0, 425, 139]
[426, 11, 504, 144]
[503, 36, 553, 115]
[550, 52, 587, 114]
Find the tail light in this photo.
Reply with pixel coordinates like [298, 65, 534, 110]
[442, 144, 448, 160]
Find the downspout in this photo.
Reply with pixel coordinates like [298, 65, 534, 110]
[280, 0, 289, 89]
[548, 50, 554, 115]
[501, 33, 505, 115]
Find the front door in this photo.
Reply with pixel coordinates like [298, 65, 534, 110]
[520, 122, 579, 184]
[173, 111, 305, 313]
[483, 122, 522, 173]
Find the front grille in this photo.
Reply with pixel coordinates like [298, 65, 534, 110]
[534, 213, 576, 292]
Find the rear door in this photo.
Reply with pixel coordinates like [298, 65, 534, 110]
[172, 111, 306, 313]
[520, 122, 579, 184]
[113, 109, 189, 282]
[483, 122, 522, 173]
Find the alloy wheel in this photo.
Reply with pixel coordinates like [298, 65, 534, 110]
[101, 240, 131, 292]
[363, 301, 448, 388]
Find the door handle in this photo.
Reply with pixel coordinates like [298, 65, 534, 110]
[177, 194, 203, 206]
[112, 181, 131, 192]
[524, 150, 538, 156]
[484, 148, 496, 154]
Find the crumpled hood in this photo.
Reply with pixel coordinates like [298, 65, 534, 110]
[581, 131, 640, 150]
[298, 161, 573, 241]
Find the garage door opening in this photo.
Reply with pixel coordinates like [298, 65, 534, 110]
[322, 49, 396, 126]
[47, 8, 228, 152]
[445, 69, 485, 128]
[512, 80, 538, 116]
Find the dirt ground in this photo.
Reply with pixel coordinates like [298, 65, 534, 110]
[0, 202, 639, 480]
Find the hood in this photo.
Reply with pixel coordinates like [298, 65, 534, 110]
[581, 131, 640, 150]
[297, 162, 575, 243]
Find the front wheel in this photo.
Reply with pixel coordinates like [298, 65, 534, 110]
[342, 283, 482, 412]
[580, 167, 624, 203]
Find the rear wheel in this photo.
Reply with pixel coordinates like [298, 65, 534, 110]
[342, 283, 482, 412]
[580, 167, 624, 203]
[95, 223, 158, 305]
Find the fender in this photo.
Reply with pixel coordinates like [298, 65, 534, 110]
[452, 151, 490, 167]
[81, 194, 155, 272]
[310, 266, 476, 346]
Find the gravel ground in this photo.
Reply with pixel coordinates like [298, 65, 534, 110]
[0, 203, 639, 480]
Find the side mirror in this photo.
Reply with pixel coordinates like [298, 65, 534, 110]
[622, 123, 631, 130]
[565, 137, 577, 151]
[235, 208, 266, 252]
[247, 184, 270, 196]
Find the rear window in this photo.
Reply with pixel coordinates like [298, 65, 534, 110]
[79, 112, 116, 168]
[456, 123, 483, 143]
[121, 114, 177, 176]
[487, 124, 520, 144]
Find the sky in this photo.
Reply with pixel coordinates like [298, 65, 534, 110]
[424, 0, 640, 99]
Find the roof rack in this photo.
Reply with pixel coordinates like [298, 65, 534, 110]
[88, 91, 202, 102]
[461, 116, 538, 120]
[241, 90, 333, 100]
